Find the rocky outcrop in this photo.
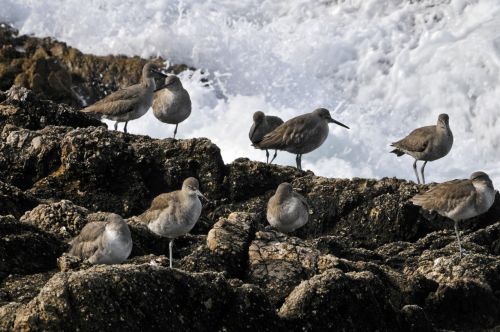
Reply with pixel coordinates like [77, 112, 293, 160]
[279, 269, 402, 330]
[13, 265, 280, 331]
[0, 24, 191, 107]
[0, 87, 225, 216]
[20, 200, 88, 240]
[1, 45, 500, 329]
[0, 215, 66, 282]
[0, 180, 38, 218]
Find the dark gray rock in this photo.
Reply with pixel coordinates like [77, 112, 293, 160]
[13, 264, 281, 331]
[0, 215, 66, 282]
[0, 181, 38, 218]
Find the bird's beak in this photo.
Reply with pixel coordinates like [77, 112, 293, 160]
[195, 190, 207, 201]
[328, 117, 350, 129]
[152, 68, 168, 77]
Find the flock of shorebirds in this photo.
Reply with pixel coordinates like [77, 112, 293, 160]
[68, 62, 496, 267]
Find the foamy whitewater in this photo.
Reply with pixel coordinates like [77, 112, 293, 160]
[1, 0, 499, 183]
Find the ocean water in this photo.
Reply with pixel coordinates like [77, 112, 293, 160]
[1, 0, 499, 183]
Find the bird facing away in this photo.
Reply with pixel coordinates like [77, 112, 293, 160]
[138, 177, 205, 268]
[254, 108, 349, 170]
[391, 113, 453, 184]
[267, 182, 309, 233]
[69, 213, 133, 264]
[249, 111, 284, 164]
[152, 75, 192, 138]
[410, 171, 496, 257]
[81, 62, 167, 133]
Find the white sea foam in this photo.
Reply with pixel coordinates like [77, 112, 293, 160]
[1, 0, 499, 184]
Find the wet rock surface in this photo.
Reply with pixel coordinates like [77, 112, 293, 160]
[0, 33, 499, 330]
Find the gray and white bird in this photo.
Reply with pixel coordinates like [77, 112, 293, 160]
[69, 213, 132, 264]
[391, 113, 453, 184]
[255, 108, 349, 170]
[138, 177, 204, 268]
[152, 75, 192, 138]
[411, 171, 496, 257]
[81, 62, 167, 133]
[249, 111, 284, 163]
[267, 182, 309, 233]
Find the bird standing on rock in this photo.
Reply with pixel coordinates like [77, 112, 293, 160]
[69, 213, 133, 264]
[138, 177, 205, 268]
[249, 111, 284, 164]
[81, 62, 167, 133]
[267, 182, 309, 233]
[255, 108, 349, 170]
[391, 113, 453, 184]
[410, 171, 496, 258]
[152, 75, 192, 138]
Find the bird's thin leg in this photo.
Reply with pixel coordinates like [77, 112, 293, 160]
[124, 121, 128, 133]
[266, 149, 270, 164]
[413, 160, 421, 184]
[173, 124, 178, 139]
[169, 239, 174, 268]
[421, 161, 428, 185]
[296, 154, 302, 170]
[114, 121, 118, 131]
[454, 220, 463, 258]
[270, 150, 278, 164]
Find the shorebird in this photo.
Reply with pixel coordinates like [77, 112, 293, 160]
[69, 213, 132, 264]
[411, 171, 496, 257]
[249, 111, 284, 163]
[138, 177, 204, 268]
[267, 182, 309, 233]
[254, 108, 349, 170]
[391, 113, 453, 184]
[152, 75, 192, 138]
[81, 62, 167, 133]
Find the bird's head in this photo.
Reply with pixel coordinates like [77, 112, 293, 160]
[143, 62, 168, 79]
[313, 108, 349, 129]
[253, 111, 265, 124]
[470, 171, 494, 189]
[182, 177, 206, 199]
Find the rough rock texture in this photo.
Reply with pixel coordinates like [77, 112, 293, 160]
[0, 86, 102, 132]
[0, 88, 225, 216]
[249, 231, 320, 305]
[13, 265, 280, 331]
[0, 181, 38, 218]
[0, 24, 192, 107]
[0, 215, 66, 282]
[20, 200, 88, 240]
[278, 269, 402, 331]
[1, 38, 500, 329]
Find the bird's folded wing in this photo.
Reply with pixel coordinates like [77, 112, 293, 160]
[410, 179, 475, 212]
[69, 222, 106, 257]
[294, 192, 310, 210]
[391, 126, 435, 152]
[138, 192, 176, 224]
[82, 84, 143, 116]
[257, 115, 317, 149]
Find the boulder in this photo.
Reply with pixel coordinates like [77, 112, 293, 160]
[278, 269, 402, 331]
[248, 231, 320, 305]
[13, 264, 280, 331]
[0, 181, 38, 218]
[205, 212, 257, 277]
[20, 200, 89, 240]
[0, 215, 66, 281]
